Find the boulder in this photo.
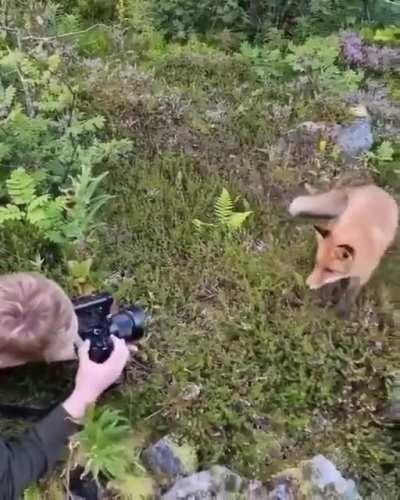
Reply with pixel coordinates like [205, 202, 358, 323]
[142, 436, 198, 482]
[268, 454, 361, 500]
[162, 465, 268, 500]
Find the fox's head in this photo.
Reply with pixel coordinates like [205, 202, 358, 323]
[306, 225, 354, 289]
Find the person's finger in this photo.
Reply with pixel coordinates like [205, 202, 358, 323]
[78, 339, 90, 359]
[108, 336, 130, 363]
[128, 344, 138, 354]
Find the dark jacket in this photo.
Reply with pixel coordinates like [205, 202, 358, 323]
[0, 406, 78, 499]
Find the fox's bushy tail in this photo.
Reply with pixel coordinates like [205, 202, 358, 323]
[289, 189, 348, 219]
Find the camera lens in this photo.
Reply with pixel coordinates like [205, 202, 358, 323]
[109, 306, 145, 342]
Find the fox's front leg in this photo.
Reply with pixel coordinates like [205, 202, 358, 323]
[335, 277, 361, 318]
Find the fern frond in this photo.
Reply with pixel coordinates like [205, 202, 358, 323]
[226, 211, 253, 230]
[68, 115, 106, 137]
[6, 168, 36, 205]
[0, 204, 23, 224]
[214, 188, 234, 223]
[0, 85, 16, 109]
[376, 141, 394, 162]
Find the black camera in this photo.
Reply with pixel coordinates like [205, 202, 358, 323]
[72, 293, 145, 363]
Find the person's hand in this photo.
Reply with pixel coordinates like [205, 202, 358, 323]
[63, 336, 132, 419]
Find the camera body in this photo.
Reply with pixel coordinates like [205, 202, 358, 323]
[72, 293, 144, 363]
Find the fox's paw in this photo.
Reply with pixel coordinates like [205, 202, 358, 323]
[288, 197, 305, 216]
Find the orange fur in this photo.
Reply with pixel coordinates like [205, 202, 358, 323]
[290, 185, 398, 290]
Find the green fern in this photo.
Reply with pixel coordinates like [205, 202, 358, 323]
[194, 187, 252, 233]
[0, 165, 109, 246]
[6, 167, 36, 205]
[0, 204, 23, 224]
[376, 141, 395, 162]
[214, 187, 234, 223]
[0, 84, 16, 109]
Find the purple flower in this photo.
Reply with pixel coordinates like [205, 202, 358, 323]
[340, 31, 365, 65]
[340, 30, 400, 72]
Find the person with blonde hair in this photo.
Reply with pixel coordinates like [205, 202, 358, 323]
[0, 272, 131, 499]
[0, 272, 81, 368]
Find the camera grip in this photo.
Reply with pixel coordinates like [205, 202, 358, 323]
[89, 344, 113, 363]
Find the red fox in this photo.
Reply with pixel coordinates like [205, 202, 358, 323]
[289, 185, 399, 316]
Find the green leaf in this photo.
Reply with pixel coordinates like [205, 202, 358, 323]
[376, 141, 394, 162]
[214, 188, 234, 223]
[68, 258, 93, 280]
[6, 168, 36, 205]
[0, 204, 23, 224]
[193, 218, 215, 231]
[0, 84, 16, 109]
[226, 211, 252, 230]
[373, 26, 400, 43]
[71, 407, 133, 482]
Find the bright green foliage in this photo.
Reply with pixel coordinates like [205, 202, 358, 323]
[193, 188, 252, 233]
[61, 165, 112, 245]
[23, 486, 42, 500]
[70, 406, 133, 482]
[0, 166, 110, 246]
[366, 141, 400, 186]
[0, 47, 132, 188]
[376, 141, 395, 162]
[239, 35, 362, 98]
[0, 168, 64, 238]
[68, 258, 95, 294]
[284, 36, 363, 97]
[373, 25, 400, 45]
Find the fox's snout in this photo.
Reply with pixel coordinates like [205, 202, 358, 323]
[306, 270, 325, 290]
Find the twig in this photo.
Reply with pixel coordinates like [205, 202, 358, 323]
[14, 30, 34, 117]
[0, 23, 102, 42]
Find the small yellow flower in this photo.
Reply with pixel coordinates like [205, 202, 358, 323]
[319, 139, 327, 152]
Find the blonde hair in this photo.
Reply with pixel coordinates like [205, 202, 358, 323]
[0, 272, 76, 360]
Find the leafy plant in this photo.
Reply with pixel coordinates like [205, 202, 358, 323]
[69, 406, 133, 482]
[284, 35, 363, 97]
[364, 141, 400, 184]
[193, 187, 252, 233]
[373, 25, 400, 45]
[61, 164, 112, 246]
[23, 486, 42, 500]
[0, 46, 132, 190]
[68, 258, 95, 294]
[0, 165, 110, 247]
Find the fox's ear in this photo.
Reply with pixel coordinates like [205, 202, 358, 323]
[314, 225, 330, 238]
[336, 244, 355, 260]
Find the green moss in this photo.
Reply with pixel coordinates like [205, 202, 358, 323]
[168, 437, 198, 474]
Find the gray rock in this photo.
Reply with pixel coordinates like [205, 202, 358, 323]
[267, 479, 296, 500]
[162, 470, 215, 500]
[337, 118, 373, 161]
[269, 454, 361, 500]
[162, 465, 269, 500]
[142, 436, 197, 482]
